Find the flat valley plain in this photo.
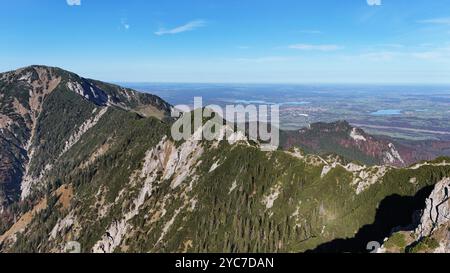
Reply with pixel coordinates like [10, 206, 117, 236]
[124, 83, 450, 141]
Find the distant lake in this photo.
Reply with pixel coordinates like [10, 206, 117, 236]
[371, 109, 402, 116]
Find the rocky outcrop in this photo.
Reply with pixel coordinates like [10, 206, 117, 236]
[416, 178, 450, 238]
[380, 178, 450, 253]
[59, 107, 109, 157]
[92, 129, 205, 253]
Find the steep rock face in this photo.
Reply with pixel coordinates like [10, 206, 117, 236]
[0, 65, 172, 209]
[416, 178, 450, 238]
[0, 66, 62, 208]
[91, 131, 205, 253]
[380, 177, 450, 253]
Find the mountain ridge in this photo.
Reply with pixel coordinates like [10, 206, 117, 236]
[1, 66, 450, 253]
[0, 65, 172, 208]
[281, 120, 450, 168]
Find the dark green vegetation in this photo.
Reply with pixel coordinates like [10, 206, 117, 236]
[1, 66, 450, 253]
[10, 108, 170, 252]
[0, 65, 171, 209]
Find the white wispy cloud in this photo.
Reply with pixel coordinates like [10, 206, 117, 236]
[366, 0, 381, 6]
[418, 17, 450, 25]
[289, 44, 341, 51]
[66, 0, 81, 6]
[155, 20, 206, 36]
[121, 18, 130, 30]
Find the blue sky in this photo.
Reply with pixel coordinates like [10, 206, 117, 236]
[1, 0, 450, 84]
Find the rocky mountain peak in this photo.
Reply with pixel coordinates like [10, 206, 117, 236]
[1, 65, 172, 118]
[282, 120, 410, 167]
[0, 66, 173, 209]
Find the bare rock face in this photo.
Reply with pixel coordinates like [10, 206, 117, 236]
[416, 178, 450, 238]
[0, 66, 61, 209]
[0, 65, 173, 209]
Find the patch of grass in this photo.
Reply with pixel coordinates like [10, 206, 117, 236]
[384, 233, 406, 250]
[408, 237, 440, 253]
